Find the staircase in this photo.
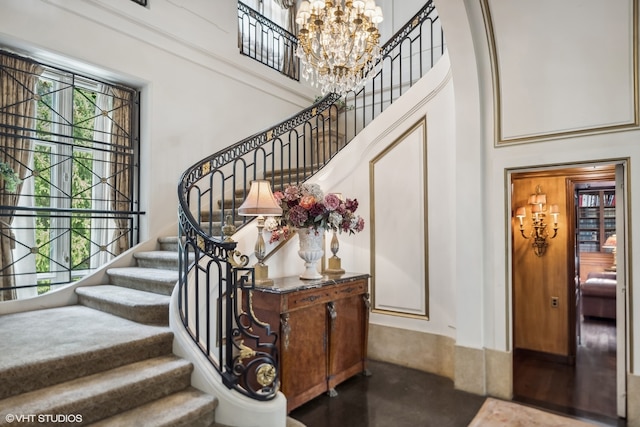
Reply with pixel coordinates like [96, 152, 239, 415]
[0, 237, 217, 427]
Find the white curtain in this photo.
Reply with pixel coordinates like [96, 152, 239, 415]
[12, 174, 37, 299]
[245, 0, 288, 26]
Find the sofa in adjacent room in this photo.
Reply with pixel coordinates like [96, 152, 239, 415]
[580, 271, 617, 320]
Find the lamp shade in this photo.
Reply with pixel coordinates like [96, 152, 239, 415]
[603, 234, 617, 249]
[515, 207, 526, 218]
[238, 180, 283, 217]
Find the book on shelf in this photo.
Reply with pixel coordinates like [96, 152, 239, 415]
[579, 193, 600, 207]
[604, 193, 615, 207]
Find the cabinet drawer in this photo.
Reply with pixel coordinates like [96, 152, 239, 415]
[283, 279, 368, 312]
[284, 287, 333, 312]
[330, 279, 367, 300]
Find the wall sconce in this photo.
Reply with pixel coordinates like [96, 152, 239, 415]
[515, 185, 559, 257]
[238, 180, 283, 286]
[603, 234, 617, 271]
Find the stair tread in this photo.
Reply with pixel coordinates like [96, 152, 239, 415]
[76, 285, 170, 306]
[89, 387, 217, 427]
[106, 267, 179, 296]
[0, 355, 191, 418]
[0, 305, 170, 375]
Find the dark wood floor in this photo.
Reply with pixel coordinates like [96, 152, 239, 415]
[289, 359, 487, 427]
[513, 316, 626, 426]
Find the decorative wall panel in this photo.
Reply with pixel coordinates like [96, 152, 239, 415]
[369, 118, 428, 318]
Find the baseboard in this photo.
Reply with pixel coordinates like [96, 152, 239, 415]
[514, 348, 574, 365]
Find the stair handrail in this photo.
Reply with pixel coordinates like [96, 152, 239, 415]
[177, 0, 443, 402]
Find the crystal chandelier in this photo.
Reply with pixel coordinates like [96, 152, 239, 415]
[295, 0, 384, 95]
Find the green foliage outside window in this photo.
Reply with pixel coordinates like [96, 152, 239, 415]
[32, 80, 98, 277]
[0, 162, 21, 192]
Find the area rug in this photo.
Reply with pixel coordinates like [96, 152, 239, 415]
[468, 398, 598, 426]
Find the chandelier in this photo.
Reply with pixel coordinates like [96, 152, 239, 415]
[295, 0, 384, 95]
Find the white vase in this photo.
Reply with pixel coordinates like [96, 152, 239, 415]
[297, 227, 324, 280]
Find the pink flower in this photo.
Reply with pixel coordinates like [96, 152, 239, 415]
[287, 205, 309, 227]
[273, 191, 285, 203]
[284, 186, 300, 201]
[345, 198, 358, 212]
[269, 226, 291, 243]
[324, 193, 341, 211]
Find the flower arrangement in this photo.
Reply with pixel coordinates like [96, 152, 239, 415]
[0, 161, 21, 193]
[265, 183, 365, 243]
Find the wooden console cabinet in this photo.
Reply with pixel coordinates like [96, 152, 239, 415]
[250, 273, 370, 413]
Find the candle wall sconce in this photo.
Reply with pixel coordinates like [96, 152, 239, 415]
[515, 185, 559, 257]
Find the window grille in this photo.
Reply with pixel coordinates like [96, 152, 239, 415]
[0, 50, 141, 300]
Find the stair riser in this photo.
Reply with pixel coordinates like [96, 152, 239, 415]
[78, 364, 193, 425]
[158, 236, 186, 252]
[159, 241, 180, 251]
[198, 209, 244, 226]
[108, 273, 176, 296]
[135, 257, 180, 271]
[89, 388, 217, 427]
[189, 222, 242, 239]
[78, 293, 169, 326]
[0, 333, 173, 401]
[217, 198, 244, 209]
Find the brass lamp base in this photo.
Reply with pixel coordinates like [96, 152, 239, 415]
[254, 262, 274, 286]
[325, 256, 345, 275]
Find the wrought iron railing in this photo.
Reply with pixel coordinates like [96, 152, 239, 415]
[177, 0, 443, 400]
[238, 2, 300, 81]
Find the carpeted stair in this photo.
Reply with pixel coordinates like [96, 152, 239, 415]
[0, 236, 217, 426]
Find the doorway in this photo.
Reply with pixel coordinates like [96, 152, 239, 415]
[510, 162, 627, 425]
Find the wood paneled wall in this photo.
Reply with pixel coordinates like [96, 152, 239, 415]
[512, 176, 570, 356]
[512, 166, 615, 358]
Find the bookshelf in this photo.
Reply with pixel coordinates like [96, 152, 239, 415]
[577, 188, 615, 253]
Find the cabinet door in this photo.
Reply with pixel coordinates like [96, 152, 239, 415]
[281, 303, 328, 411]
[327, 291, 368, 390]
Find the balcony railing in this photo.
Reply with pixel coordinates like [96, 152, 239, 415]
[178, 0, 444, 401]
[238, 1, 300, 81]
